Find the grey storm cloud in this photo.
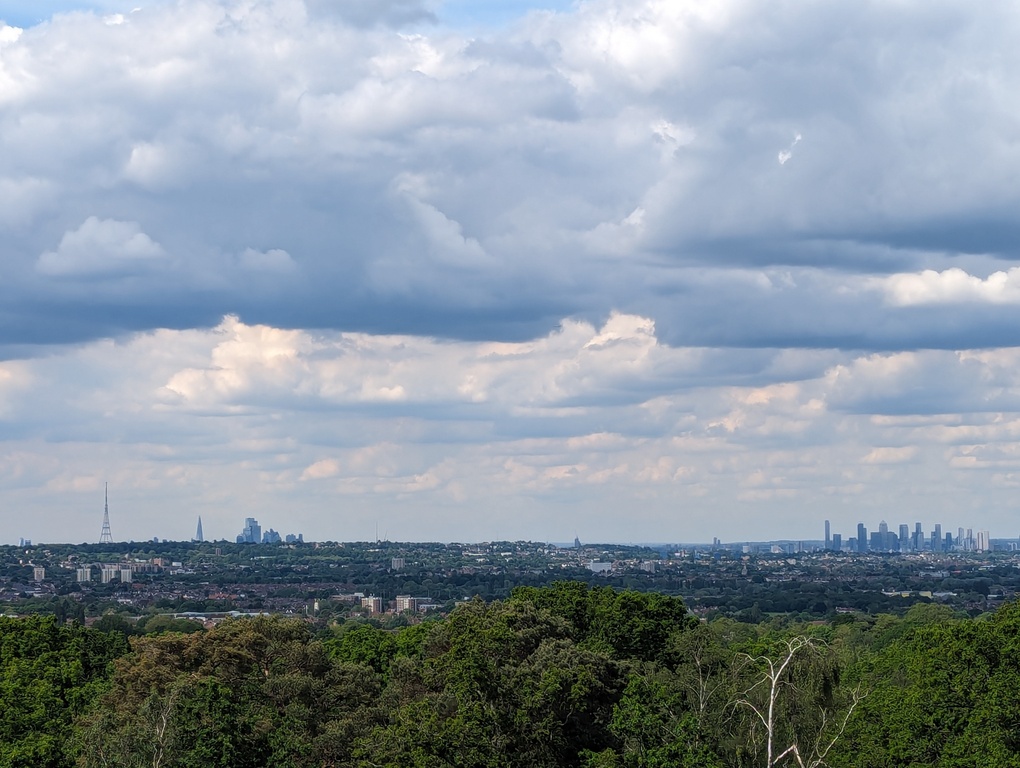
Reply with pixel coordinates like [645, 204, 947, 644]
[2, 0, 1020, 350]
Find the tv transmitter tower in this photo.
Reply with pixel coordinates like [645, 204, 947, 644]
[99, 483, 113, 544]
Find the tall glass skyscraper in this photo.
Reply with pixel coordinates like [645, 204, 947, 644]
[238, 517, 261, 543]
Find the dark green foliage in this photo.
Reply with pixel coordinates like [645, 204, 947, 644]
[835, 600, 1020, 768]
[0, 616, 126, 768]
[136, 615, 206, 635]
[322, 622, 398, 674]
[90, 614, 138, 639]
[593, 669, 724, 767]
[510, 581, 697, 663]
[355, 598, 625, 768]
[72, 616, 388, 768]
[12, 584, 1020, 767]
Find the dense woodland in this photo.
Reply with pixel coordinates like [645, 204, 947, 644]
[0, 582, 1016, 767]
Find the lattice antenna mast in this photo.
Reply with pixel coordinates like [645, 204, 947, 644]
[99, 483, 113, 544]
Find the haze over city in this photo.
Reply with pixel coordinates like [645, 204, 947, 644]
[2, 0, 1020, 544]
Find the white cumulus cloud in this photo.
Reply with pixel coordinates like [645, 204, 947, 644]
[36, 217, 166, 277]
[879, 267, 1020, 306]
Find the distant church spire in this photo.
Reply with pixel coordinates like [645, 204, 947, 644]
[195, 516, 204, 543]
[99, 483, 113, 544]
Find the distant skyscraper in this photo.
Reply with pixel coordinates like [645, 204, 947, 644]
[871, 521, 898, 552]
[857, 523, 868, 553]
[99, 483, 113, 544]
[824, 520, 831, 550]
[237, 517, 261, 543]
[933, 523, 943, 552]
[195, 517, 204, 543]
[913, 522, 923, 551]
[262, 528, 281, 544]
[832, 533, 842, 551]
[899, 524, 909, 550]
[977, 530, 991, 552]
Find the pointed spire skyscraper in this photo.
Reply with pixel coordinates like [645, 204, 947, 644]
[195, 516, 204, 543]
[99, 483, 113, 544]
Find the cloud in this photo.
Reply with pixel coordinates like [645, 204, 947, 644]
[0, 24, 22, 44]
[159, 312, 719, 413]
[879, 267, 1020, 306]
[301, 458, 342, 480]
[0, 0, 1018, 350]
[306, 0, 437, 28]
[6, 0, 1020, 542]
[1, 312, 1019, 541]
[861, 446, 917, 465]
[0, 360, 32, 417]
[36, 217, 166, 277]
[778, 133, 802, 165]
[0, 176, 51, 227]
[238, 248, 297, 273]
[123, 141, 196, 189]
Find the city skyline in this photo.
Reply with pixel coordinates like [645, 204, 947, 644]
[4, 2, 1020, 543]
[10, 493, 1014, 548]
[3, 480, 1017, 546]
[824, 518, 995, 554]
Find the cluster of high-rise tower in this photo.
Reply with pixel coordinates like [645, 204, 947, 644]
[824, 519, 992, 553]
[236, 516, 303, 545]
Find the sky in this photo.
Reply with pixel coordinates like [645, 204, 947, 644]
[2, 0, 1020, 545]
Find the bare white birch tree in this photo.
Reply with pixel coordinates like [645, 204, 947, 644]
[736, 637, 865, 768]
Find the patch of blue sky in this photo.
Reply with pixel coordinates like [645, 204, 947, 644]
[437, 0, 575, 29]
[2, 1, 577, 31]
[2, 0, 141, 28]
